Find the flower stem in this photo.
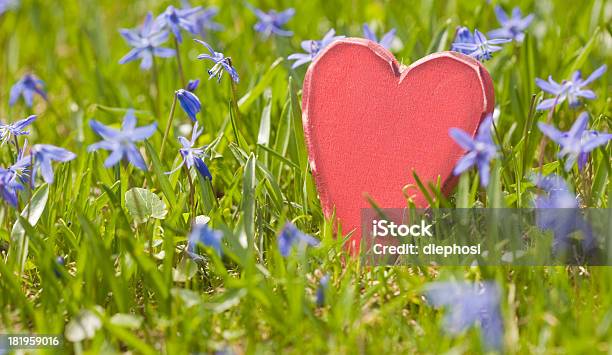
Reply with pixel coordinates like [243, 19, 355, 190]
[160, 93, 178, 160]
[27, 155, 34, 220]
[10, 135, 19, 164]
[174, 37, 186, 88]
[230, 80, 242, 123]
[183, 164, 196, 220]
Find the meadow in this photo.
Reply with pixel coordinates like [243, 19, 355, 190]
[0, 0, 611, 353]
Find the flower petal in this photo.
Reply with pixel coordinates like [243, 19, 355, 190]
[126, 145, 147, 170]
[581, 64, 607, 86]
[131, 123, 157, 141]
[449, 128, 476, 150]
[568, 112, 589, 140]
[89, 120, 120, 140]
[537, 122, 563, 143]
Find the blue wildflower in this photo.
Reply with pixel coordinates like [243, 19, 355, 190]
[119, 12, 176, 70]
[88, 109, 157, 171]
[451, 29, 510, 61]
[166, 122, 212, 180]
[451, 27, 474, 55]
[186, 223, 224, 261]
[176, 89, 201, 122]
[362, 24, 396, 50]
[535, 65, 607, 110]
[29, 144, 76, 184]
[186, 79, 200, 92]
[54, 256, 65, 278]
[577, 130, 612, 170]
[424, 281, 503, 351]
[0, 115, 36, 145]
[9, 74, 47, 107]
[179, 1, 222, 38]
[195, 40, 240, 83]
[449, 115, 498, 187]
[316, 274, 330, 307]
[194, 7, 222, 38]
[488, 6, 534, 42]
[533, 174, 578, 209]
[249, 5, 295, 38]
[278, 221, 320, 257]
[287, 29, 344, 69]
[154, 5, 201, 43]
[538, 112, 612, 171]
[533, 174, 596, 256]
[0, 168, 24, 207]
[6, 141, 31, 189]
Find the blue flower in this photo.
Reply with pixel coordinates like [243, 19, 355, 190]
[186, 79, 200, 92]
[88, 109, 157, 171]
[186, 223, 223, 261]
[362, 24, 396, 50]
[195, 40, 240, 83]
[191, 6, 222, 38]
[166, 122, 212, 180]
[0, 168, 24, 207]
[424, 281, 503, 351]
[54, 256, 65, 278]
[179, 1, 222, 38]
[119, 12, 176, 70]
[176, 89, 201, 122]
[30, 144, 76, 184]
[10, 142, 32, 185]
[488, 6, 534, 42]
[0, 115, 36, 145]
[449, 115, 498, 187]
[278, 221, 320, 257]
[287, 29, 344, 69]
[535, 65, 607, 110]
[154, 5, 201, 43]
[316, 274, 330, 307]
[533, 174, 596, 256]
[538, 112, 612, 171]
[249, 5, 295, 38]
[533, 174, 578, 210]
[451, 27, 474, 55]
[451, 29, 510, 61]
[9, 74, 47, 107]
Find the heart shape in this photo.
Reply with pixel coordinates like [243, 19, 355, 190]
[301, 38, 494, 249]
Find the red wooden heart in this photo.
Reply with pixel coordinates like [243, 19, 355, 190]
[301, 38, 494, 250]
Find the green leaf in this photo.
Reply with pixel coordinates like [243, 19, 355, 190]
[125, 187, 168, 224]
[110, 313, 144, 329]
[257, 89, 272, 146]
[238, 57, 283, 111]
[564, 27, 600, 78]
[171, 287, 202, 308]
[427, 19, 450, 54]
[144, 140, 177, 208]
[9, 183, 49, 271]
[242, 153, 257, 246]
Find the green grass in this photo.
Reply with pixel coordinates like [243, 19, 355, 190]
[0, 0, 611, 353]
